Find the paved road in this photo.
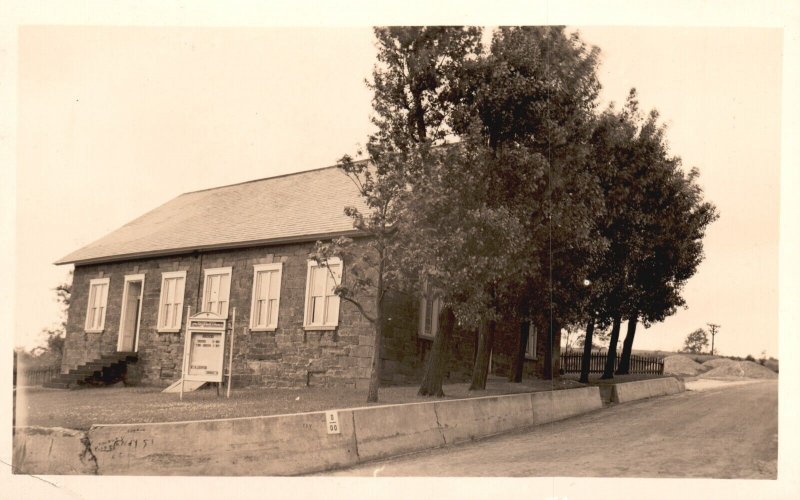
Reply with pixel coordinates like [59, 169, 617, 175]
[324, 380, 778, 478]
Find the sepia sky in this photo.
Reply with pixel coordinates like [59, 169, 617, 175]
[13, 25, 782, 358]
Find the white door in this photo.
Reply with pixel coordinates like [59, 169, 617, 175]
[119, 277, 144, 352]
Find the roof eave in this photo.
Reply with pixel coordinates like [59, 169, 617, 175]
[54, 229, 364, 267]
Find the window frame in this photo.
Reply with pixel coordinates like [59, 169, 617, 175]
[201, 266, 233, 318]
[525, 323, 538, 360]
[84, 277, 110, 333]
[249, 262, 283, 332]
[157, 270, 187, 333]
[418, 294, 441, 340]
[302, 257, 342, 331]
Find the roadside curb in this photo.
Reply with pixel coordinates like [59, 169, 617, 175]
[13, 386, 602, 476]
[610, 377, 685, 403]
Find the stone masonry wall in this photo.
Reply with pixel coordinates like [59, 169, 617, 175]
[63, 240, 554, 389]
[490, 320, 549, 380]
[63, 240, 408, 389]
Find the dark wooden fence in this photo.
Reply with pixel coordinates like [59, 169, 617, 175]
[561, 351, 664, 375]
[17, 366, 60, 386]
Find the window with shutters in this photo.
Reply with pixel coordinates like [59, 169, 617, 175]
[85, 278, 110, 332]
[202, 267, 232, 318]
[303, 258, 341, 330]
[249, 263, 283, 331]
[157, 271, 187, 332]
[525, 323, 538, 360]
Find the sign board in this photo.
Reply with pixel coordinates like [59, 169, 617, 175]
[182, 311, 227, 383]
[325, 411, 341, 434]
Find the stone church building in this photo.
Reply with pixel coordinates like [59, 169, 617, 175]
[56, 164, 551, 389]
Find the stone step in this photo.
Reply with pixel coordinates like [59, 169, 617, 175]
[63, 372, 100, 381]
[73, 361, 115, 372]
[43, 381, 71, 389]
[100, 351, 136, 359]
[44, 353, 137, 389]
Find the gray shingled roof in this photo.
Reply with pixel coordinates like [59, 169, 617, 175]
[56, 165, 369, 265]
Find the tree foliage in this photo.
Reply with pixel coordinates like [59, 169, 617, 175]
[581, 90, 718, 379]
[26, 271, 72, 366]
[326, 26, 718, 396]
[445, 27, 605, 385]
[683, 328, 710, 354]
[315, 27, 484, 402]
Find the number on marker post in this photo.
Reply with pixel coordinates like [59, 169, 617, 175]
[325, 411, 340, 434]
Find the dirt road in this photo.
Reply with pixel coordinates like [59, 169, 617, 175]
[325, 379, 778, 478]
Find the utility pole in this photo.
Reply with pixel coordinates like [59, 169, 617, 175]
[707, 323, 721, 355]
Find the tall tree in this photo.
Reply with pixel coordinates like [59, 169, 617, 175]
[583, 91, 715, 379]
[368, 26, 540, 393]
[449, 27, 604, 385]
[589, 94, 717, 376]
[584, 93, 650, 379]
[371, 27, 485, 397]
[395, 142, 529, 392]
[311, 152, 405, 403]
[317, 27, 484, 402]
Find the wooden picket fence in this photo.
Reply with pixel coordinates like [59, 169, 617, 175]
[561, 351, 664, 375]
[16, 365, 60, 386]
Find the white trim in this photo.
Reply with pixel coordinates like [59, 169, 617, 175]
[525, 323, 538, 360]
[418, 292, 441, 340]
[303, 257, 342, 330]
[117, 274, 145, 352]
[249, 262, 283, 331]
[157, 270, 187, 333]
[84, 277, 110, 332]
[201, 266, 233, 318]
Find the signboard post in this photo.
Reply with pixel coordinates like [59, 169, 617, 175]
[226, 308, 236, 399]
[179, 310, 227, 400]
[180, 306, 191, 401]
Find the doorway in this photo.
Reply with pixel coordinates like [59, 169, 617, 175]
[118, 274, 145, 352]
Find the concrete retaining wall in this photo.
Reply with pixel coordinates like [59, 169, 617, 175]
[12, 427, 97, 475]
[87, 409, 359, 475]
[435, 393, 534, 445]
[611, 377, 685, 403]
[532, 386, 603, 424]
[14, 386, 603, 476]
[351, 402, 445, 461]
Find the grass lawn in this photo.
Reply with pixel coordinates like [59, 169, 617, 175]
[15, 376, 584, 430]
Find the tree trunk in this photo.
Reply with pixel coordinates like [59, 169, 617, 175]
[615, 316, 638, 375]
[542, 319, 552, 380]
[540, 318, 563, 380]
[551, 318, 562, 378]
[509, 321, 529, 383]
[412, 89, 427, 142]
[469, 318, 494, 391]
[579, 317, 595, 384]
[418, 306, 455, 396]
[600, 313, 622, 379]
[366, 257, 385, 403]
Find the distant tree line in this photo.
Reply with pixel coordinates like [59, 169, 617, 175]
[17, 271, 71, 370]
